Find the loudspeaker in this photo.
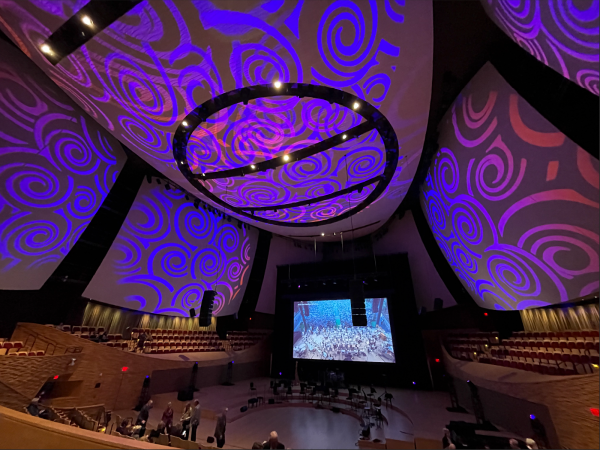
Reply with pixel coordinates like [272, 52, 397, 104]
[434, 298, 443, 311]
[198, 290, 216, 326]
[349, 280, 367, 327]
[268, 398, 275, 404]
[332, 407, 340, 413]
[189, 308, 196, 318]
[240, 406, 247, 413]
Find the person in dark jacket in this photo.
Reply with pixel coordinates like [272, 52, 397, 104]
[214, 408, 228, 448]
[136, 399, 153, 425]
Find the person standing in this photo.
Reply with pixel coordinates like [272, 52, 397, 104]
[180, 403, 192, 439]
[136, 399, 153, 426]
[161, 402, 174, 433]
[214, 408, 227, 448]
[189, 400, 201, 442]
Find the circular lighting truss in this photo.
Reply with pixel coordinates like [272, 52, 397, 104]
[173, 83, 399, 227]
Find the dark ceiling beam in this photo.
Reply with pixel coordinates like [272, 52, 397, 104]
[40, 0, 142, 65]
[195, 120, 375, 180]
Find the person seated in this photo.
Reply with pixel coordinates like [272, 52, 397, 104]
[263, 431, 285, 449]
[149, 421, 166, 440]
[116, 419, 132, 436]
[170, 423, 184, 439]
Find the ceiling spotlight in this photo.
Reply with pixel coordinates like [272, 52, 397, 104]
[81, 15, 93, 26]
[251, 164, 256, 169]
[283, 154, 290, 162]
[40, 44, 52, 54]
[342, 134, 347, 140]
[321, 232, 324, 236]
[353, 101, 359, 110]
[274, 81, 282, 88]
[182, 120, 188, 127]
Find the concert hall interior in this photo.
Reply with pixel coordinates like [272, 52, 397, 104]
[0, 1, 598, 449]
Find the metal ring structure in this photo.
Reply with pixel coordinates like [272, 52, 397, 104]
[173, 83, 399, 227]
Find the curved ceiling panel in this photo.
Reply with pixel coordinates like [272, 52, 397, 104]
[420, 62, 599, 311]
[0, 0, 433, 240]
[480, 0, 599, 95]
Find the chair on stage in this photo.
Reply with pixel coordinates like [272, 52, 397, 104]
[346, 388, 357, 410]
[321, 386, 331, 405]
[367, 385, 376, 405]
[299, 383, 307, 402]
[249, 381, 257, 396]
[284, 385, 293, 402]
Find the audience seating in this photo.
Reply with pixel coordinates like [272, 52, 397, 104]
[48, 323, 270, 355]
[446, 329, 599, 376]
[0, 341, 28, 356]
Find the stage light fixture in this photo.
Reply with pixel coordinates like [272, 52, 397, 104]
[283, 154, 290, 162]
[194, 199, 200, 209]
[146, 174, 152, 184]
[251, 164, 256, 169]
[182, 120, 189, 127]
[156, 179, 161, 185]
[185, 195, 189, 200]
[165, 183, 171, 190]
[321, 232, 324, 236]
[342, 134, 347, 140]
[353, 101, 360, 110]
[273, 81, 282, 88]
[81, 15, 93, 26]
[529, 414, 536, 420]
[40, 44, 52, 54]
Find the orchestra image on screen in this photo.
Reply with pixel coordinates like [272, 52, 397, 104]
[292, 299, 395, 363]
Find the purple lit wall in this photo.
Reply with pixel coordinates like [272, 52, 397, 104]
[83, 178, 259, 317]
[420, 63, 599, 311]
[481, 0, 599, 95]
[0, 40, 126, 290]
[0, 0, 433, 239]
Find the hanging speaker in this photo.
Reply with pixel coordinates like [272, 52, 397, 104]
[198, 290, 216, 327]
[349, 280, 367, 327]
[189, 308, 196, 318]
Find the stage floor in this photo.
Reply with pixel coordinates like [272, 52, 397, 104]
[111, 377, 477, 449]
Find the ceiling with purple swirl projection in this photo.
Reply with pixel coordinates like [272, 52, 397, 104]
[0, 0, 433, 240]
[83, 178, 259, 317]
[421, 63, 599, 311]
[480, 0, 599, 96]
[0, 39, 126, 290]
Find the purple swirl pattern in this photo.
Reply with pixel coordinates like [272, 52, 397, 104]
[83, 180, 259, 317]
[481, 0, 599, 95]
[0, 0, 433, 238]
[0, 40, 125, 290]
[420, 63, 599, 310]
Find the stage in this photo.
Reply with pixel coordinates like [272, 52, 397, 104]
[111, 377, 478, 449]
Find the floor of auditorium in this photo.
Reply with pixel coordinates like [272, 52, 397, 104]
[111, 377, 479, 449]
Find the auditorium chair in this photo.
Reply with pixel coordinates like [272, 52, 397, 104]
[72, 326, 81, 335]
[62, 325, 71, 333]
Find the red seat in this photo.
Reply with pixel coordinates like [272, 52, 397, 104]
[81, 326, 89, 333]
[17, 351, 28, 356]
[36, 350, 45, 356]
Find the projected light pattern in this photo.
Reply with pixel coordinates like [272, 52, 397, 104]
[421, 63, 599, 311]
[83, 179, 258, 317]
[481, 0, 599, 95]
[292, 299, 395, 363]
[0, 40, 125, 290]
[0, 0, 433, 237]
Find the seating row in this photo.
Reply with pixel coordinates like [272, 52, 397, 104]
[479, 355, 598, 376]
[0, 341, 45, 356]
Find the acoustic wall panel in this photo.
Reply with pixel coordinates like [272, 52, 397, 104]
[0, 40, 126, 290]
[481, 0, 599, 95]
[420, 62, 599, 311]
[83, 178, 259, 317]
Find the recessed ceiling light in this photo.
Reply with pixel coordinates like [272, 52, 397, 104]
[251, 164, 256, 169]
[283, 154, 290, 162]
[342, 134, 347, 140]
[353, 102, 359, 110]
[81, 15, 93, 26]
[274, 81, 282, 88]
[40, 44, 52, 54]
